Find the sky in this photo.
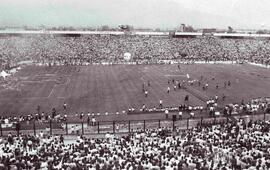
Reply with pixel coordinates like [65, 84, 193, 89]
[0, 0, 269, 29]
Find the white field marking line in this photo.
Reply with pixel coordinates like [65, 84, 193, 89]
[0, 74, 71, 100]
[20, 78, 59, 98]
[0, 80, 23, 93]
[21, 80, 57, 83]
[47, 84, 56, 98]
[62, 77, 71, 86]
[56, 77, 71, 99]
[51, 77, 71, 99]
[164, 74, 186, 77]
[140, 77, 145, 81]
[1, 76, 70, 99]
[0, 97, 48, 100]
[45, 74, 56, 76]
[35, 74, 57, 76]
[25, 74, 71, 98]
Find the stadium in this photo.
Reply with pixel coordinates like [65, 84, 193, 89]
[0, 29, 270, 169]
[2, 0, 270, 162]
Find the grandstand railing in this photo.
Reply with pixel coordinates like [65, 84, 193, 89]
[1, 111, 269, 137]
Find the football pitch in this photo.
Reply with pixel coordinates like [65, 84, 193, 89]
[0, 63, 270, 121]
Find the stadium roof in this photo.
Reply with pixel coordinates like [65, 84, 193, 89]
[0, 30, 270, 38]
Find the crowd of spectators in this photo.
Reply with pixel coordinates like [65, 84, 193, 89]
[1, 118, 270, 169]
[0, 98, 267, 126]
[1, 35, 270, 68]
[0, 110, 66, 127]
[0, 96, 268, 131]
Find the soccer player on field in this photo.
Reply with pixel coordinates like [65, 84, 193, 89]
[167, 87, 170, 93]
[178, 111, 182, 119]
[184, 95, 189, 102]
[165, 109, 169, 119]
[190, 112, 195, 118]
[142, 104, 146, 111]
[63, 103, 67, 111]
[92, 116, 96, 126]
[178, 82, 181, 89]
[205, 83, 209, 90]
[159, 99, 163, 108]
[215, 95, 219, 102]
[222, 94, 226, 101]
[145, 90, 148, 97]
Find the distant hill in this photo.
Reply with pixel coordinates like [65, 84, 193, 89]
[0, 0, 269, 29]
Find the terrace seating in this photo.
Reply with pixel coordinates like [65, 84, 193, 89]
[0, 35, 270, 67]
[1, 118, 270, 169]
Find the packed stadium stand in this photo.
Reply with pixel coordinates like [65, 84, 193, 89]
[0, 32, 270, 68]
[1, 119, 270, 169]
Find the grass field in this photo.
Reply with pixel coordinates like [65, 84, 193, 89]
[0, 64, 270, 122]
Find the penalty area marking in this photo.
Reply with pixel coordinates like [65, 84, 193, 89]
[47, 77, 70, 98]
